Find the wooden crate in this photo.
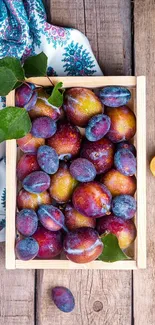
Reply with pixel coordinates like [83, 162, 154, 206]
[5, 76, 146, 270]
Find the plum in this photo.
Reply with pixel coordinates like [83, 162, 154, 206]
[112, 195, 137, 220]
[63, 88, 103, 127]
[33, 226, 63, 259]
[17, 188, 52, 211]
[80, 138, 114, 174]
[116, 141, 136, 156]
[65, 204, 96, 231]
[15, 237, 39, 261]
[49, 163, 78, 203]
[22, 171, 50, 194]
[31, 117, 57, 138]
[98, 86, 131, 107]
[47, 122, 81, 160]
[38, 204, 65, 231]
[69, 158, 96, 182]
[16, 209, 38, 236]
[106, 106, 136, 143]
[17, 133, 45, 153]
[29, 88, 61, 121]
[96, 214, 137, 249]
[15, 83, 37, 111]
[63, 227, 103, 263]
[85, 114, 111, 141]
[52, 286, 75, 313]
[101, 169, 136, 196]
[17, 154, 40, 181]
[114, 148, 136, 176]
[37, 145, 59, 175]
[72, 181, 112, 218]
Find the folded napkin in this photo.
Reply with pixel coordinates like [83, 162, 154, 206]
[0, 0, 102, 242]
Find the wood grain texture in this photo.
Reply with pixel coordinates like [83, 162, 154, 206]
[84, 0, 132, 75]
[0, 243, 35, 325]
[134, 1, 155, 324]
[36, 1, 133, 325]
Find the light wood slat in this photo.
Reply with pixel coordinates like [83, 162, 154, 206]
[26, 76, 136, 87]
[36, 1, 133, 325]
[16, 260, 137, 270]
[133, 1, 154, 324]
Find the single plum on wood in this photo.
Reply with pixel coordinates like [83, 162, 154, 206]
[38, 204, 65, 231]
[114, 148, 136, 176]
[17, 189, 52, 211]
[15, 83, 37, 111]
[63, 88, 103, 127]
[17, 154, 40, 181]
[33, 226, 63, 259]
[47, 122, 81, 160]
[81, 138, 114, 174]
[29, 88, 61, 121]
[37, 145, 59, 175]
[63, 227, 103, 263]
[16, 209, 38, 236]
[15, 237, 39, 260]
[69, 158, 96, 182]
[31, 116, 57, 138]
[85, 114, 111, 141]
[49, 163, 78, 203]
[98, 86, 131, 107]
[106, 106, 136, 143]
[65, 204, 96, 231]
[112, 195, 137, 220]
[22, 171, 50, 194]
[52, 287, 75, 313]
[101, 169, 136, 197]
[116, 141, 136, 156]
[96, 214, 137, 249]
[17, 133, 45, 153]
[72, 181, 112, 218]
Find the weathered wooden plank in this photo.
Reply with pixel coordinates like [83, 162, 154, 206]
[0, 243, 35, 325]
[84, 0, 132, 75]
[37, 1, 133, 325]
[134, 1, 155, 324]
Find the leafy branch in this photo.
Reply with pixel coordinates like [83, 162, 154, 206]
[0, 52, 64, 142]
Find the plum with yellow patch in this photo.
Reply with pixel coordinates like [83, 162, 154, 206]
[63, 88, 103, 127]
[47, 122, 81, 160]
[17, 188, 52, 211]
[96, 214, 137, 249]
[72, 181, 112, 218]
[29, 88, 61, 121]
[101, 169, 136, 196]
[17, 133, 45, 153]
[49, 163, 78, 203]
[106, 106, 136, 143]
[63, 227, 103, 263]
[65, 204, 96, 230]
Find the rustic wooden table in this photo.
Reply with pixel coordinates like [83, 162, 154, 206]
[0, 1, 151, 324]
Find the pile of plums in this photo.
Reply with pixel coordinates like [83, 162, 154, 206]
[15, 84, 137, 263]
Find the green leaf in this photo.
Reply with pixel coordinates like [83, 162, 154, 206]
[0, 67, 18, 96]
[0, 57, 25, 82]
[0, 107, 32, 143]
[23, 52, 48, 77]
[98, 233, 129, 263]
[48, 82, 64, 107]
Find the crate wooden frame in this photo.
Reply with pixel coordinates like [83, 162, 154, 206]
[5, 76, 146, 270]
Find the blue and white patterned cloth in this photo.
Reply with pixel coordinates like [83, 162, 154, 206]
[0, 0, 102, 242]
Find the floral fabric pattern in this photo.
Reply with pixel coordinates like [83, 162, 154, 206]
[0, 0, 102, 242]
